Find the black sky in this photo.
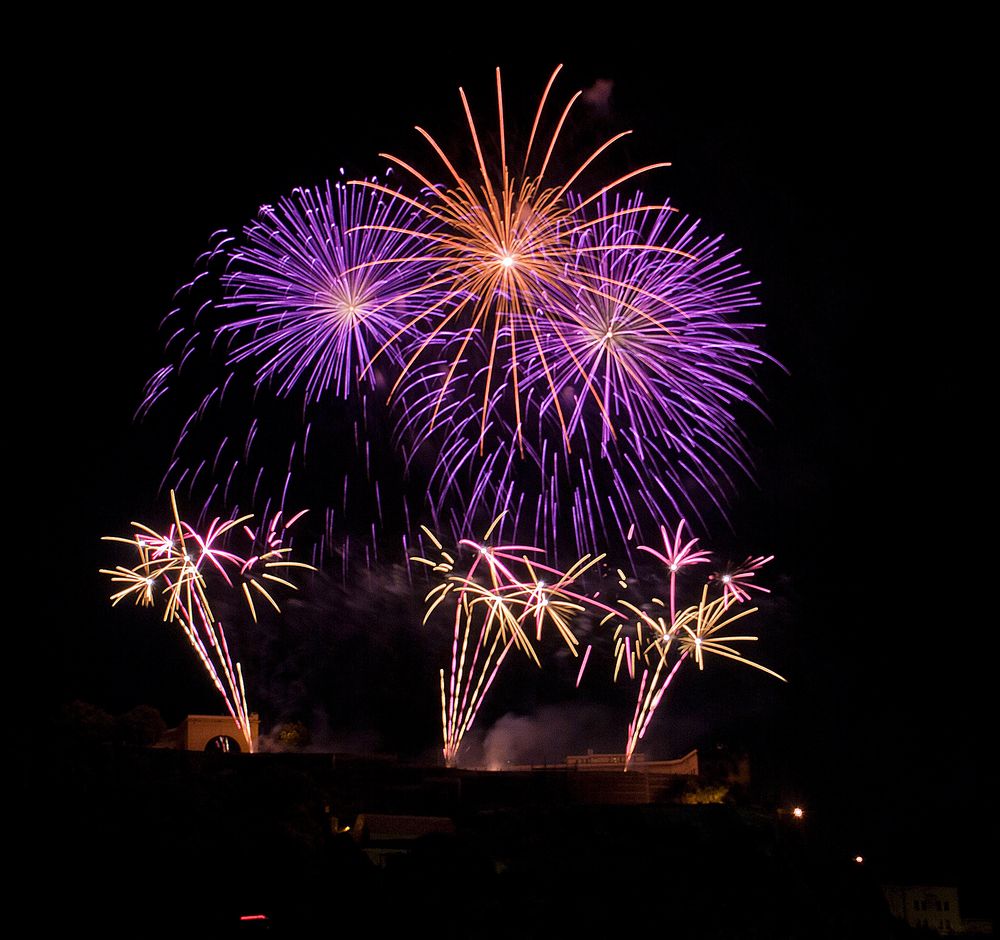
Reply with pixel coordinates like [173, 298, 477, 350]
[32, 43, 986, 890]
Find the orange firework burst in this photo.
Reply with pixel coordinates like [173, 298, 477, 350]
[352, 65, 676, 450]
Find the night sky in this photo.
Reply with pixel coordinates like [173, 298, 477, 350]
[34, 45, 986, 897]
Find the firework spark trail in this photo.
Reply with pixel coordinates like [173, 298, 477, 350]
[101, 491, 314, 752]
[414, 517, 621, 766]
[575, 644, 592, 688]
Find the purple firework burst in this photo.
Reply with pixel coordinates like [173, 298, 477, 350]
[392, 192, 776, 556]
[527, 192, 770, 466]
[137, 178, 451, 571]
[220, 179, 443, 403]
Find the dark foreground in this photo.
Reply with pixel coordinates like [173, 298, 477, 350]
[27, 745, 956, 937]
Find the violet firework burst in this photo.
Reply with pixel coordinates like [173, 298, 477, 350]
[521, 192, 774, 538]
[393, 192, 774, 555]
[220, 179, 444, 403]
[137, 179, 448, 570]
[531, 192, 768, 454]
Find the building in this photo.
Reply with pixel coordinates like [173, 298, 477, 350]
[883, 884, 962, 935]
[565, 749, 699, 775]
[157, 714, 259, 753]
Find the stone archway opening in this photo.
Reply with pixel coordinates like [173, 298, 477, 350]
[205, 734, 242, 753]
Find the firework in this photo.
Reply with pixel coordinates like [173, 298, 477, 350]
[519, 192, 770, 529]
[710, 553, 774, 605]
[221, 179, 445, 403]
[101, 492, 313, 751]
[120, 70, 784, 770]
[529, 193, 766, 446]
[392, 191, 772, 555]
[138, 71, 775, 573]
[414, 517, 618, 766]
[611, 521, 783, 767]
[138, 180, 438, 571]
[352, 65, 673, 449]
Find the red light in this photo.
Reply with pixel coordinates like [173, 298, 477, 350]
[240, 914, 268, 921]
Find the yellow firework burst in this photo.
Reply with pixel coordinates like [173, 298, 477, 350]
[674, 585, 785, 680]
[414, 516, 611, 766]
[100, 492, 313, 752]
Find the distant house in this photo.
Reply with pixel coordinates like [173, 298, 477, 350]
[883, 884, 962, 935]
